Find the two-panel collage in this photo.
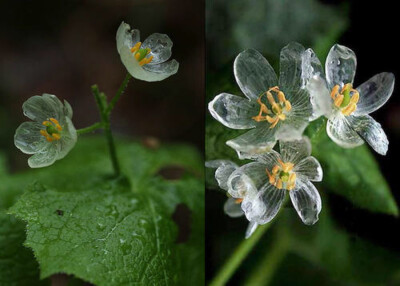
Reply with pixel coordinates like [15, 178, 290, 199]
[1, 0, 400, 285]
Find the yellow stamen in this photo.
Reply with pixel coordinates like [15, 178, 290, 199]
[139, 56, 153, 66]
[52, 133, 61, 140]
[266, 169, 276, 185]
[252, 86, 291, 128]
[330, 83, 360, 116]
[130, 42, 141, 53]
[40, 117, 62, 142]
[330, 85, 340, 99]
[272, 165, 280, 175]
[276, 179, 283, 189]
[235, 198, 243, 204]
[334, 94, 344, 107]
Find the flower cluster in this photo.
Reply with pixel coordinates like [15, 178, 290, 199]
[15, 22, 179, 168]
[208, 43, 394, 237]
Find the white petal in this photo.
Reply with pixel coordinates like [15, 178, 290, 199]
[307, 75, 332, 120]
[279, 137, 311, 164]
[347, 115, 389, 155]
[224, 198, 244, 218]
[116, 21, 140, 53]
[234, 49, 278, 100]
[63, 100, 73, 119]
[226, 127, 277, 156]
[279, 42, 305, 92]
[227, 162, 268, 198]
[142, 33, 173, 64]
[245, 221, 258, 239]
[208, 93, 258, 129]
[325, 44, 357, 88]
[119, 45, 178, 81]
[205, 160, 238, 191]
[294, 156, 323, 182]
[326, 113, 363, 148]
[14, 122, 51, 154]
[290, 180, 321, 225]
[28, 145, 58, 168]
[23, 94, 65, 123]
[253, 183, 286, 225]
[55, 117, 77, 160]
[354, 72, 395, 116]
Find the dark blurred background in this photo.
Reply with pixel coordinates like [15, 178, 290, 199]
[206, 0, 400, 285]
[0, 0, 204, 171]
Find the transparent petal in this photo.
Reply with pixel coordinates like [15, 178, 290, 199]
[208, 93, 258, 129]
[142, 60, 179, 79]
[307, 75, 332, 120]
[347, 115, 389, 155]
[301, 48, 324, 87]
[234, 49, 278, 100]
[227, 162, 268, 198]
[116, 22, 140, 53]
[354, 72, 395, 116]
[254, 183, 286, 225]
[142, 33, 173, 64]
[279, 137, 311, 164]
[325, 44, 357, 88]
[275, 116, 309, 142]
[224, 198, 244, 218]
[290, 180, 321, 225]
[23, 94, 65, 123]
[241, 191, 267, 223]
[279, 42, 305, 93]
[326, 113, 363, 148]
[294, 156, 323, 182]
[14, 122, 50, 154]
[55, 117, 77, 160]
[28, 145, 58, 168]
[63, 99, 73, 119]
[245, 221, 258, 239]
[253, 150, 281, 170]
[205, 160, 238, 191]
[226, 126, 277, 157]
[119, 45, 178, 82]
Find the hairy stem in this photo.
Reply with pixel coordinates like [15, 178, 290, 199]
[92, 85, 120, 176]
[76, 122, 103, 135]
[106, 73, 132, 114]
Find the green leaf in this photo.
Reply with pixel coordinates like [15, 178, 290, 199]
[306, 118, 398, 216]
[6, 137, 204, 286]
[0, 213, 49, 286]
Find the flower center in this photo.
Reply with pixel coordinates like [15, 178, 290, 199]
[266, 159, 296, 190]
[40, 118, 62, 142]
[130, 42, 153, 66]
[252, 86, 292, 128]
[330, 83, 359, 116]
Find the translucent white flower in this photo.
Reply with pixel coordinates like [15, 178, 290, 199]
[208, 43, 314, 158]
[227, 138, 323, 226]
[305, 44, 395, 155]
[206, 160, 259, 238]
[116, 21, 179, 82]
[14, 94, 77, 168]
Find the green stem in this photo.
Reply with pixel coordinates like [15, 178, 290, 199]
[209, 222, 273, 286]
[91, 85, 121, 176]
[76, 122, 103, 135]
[244, 225, 290, 285]
[106, 73, 132, 114]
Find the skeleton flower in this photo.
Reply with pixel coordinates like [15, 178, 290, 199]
[306, 44, 395, 155]
[206, 160, 260, 238]
[14, 94, 77, 168]
[208, 43, 314, 158]
[116, 21, 179, 82]
[227, 138, 323, 227]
